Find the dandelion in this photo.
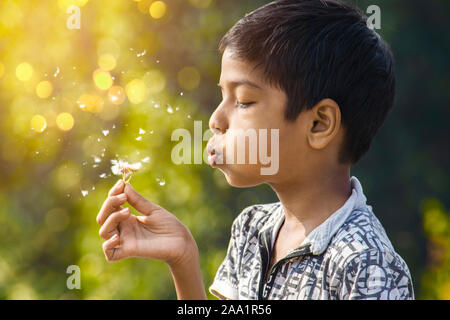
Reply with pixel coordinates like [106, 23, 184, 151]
[111, 159, 142, 184]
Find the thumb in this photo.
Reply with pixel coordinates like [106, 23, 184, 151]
[124, 182, 160, 216]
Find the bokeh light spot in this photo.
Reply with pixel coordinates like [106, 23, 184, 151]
[30, 114, 47, 133]
[98, 54, 117, 71]
[149, 1, 167, 19]
[53, 161, 81, 192]
[126, 79, 147, 104]
[143, 69, 166, 94]
[16, 62, 33, 81]
[93, 69, 113, 90]
[36, 80, 53, 99]
[56, 112, 74, 131]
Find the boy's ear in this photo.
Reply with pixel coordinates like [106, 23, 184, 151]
[307, 98, 341, 150]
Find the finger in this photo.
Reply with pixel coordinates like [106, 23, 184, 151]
[124, 183, 160, 216]
[99, 208, 130, 240]
[102, 234, 124, 262]
[108, 179, 125, 197]
[96, 192, 128, 225]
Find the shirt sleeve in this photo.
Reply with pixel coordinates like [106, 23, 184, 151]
[338, 248, 414, 300]
[209, 215, 242, 300]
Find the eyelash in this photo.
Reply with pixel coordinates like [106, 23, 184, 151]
[236, 102, 254, 109]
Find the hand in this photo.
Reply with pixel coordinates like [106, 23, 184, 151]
[96, 179, 197, 266]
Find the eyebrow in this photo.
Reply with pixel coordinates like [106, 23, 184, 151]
[217, 79, 263, 90]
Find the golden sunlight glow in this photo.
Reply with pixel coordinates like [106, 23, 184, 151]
[76, 0, 89, 6]
[149, 1, 166, 19]
[56, 112, 74, 131]
[30, 114, 47, 133]
[16, 62, 33, 81]
[93, 69, 113, 90]
[36, 81, 53, 99]
[0, 62, 5, 78]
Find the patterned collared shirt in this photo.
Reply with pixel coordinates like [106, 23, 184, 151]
[209, 176, 414, 300]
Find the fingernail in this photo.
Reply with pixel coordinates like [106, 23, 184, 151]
[117, 193, 127, 201]
[120, 207, 129, 214]
[111, 234, 118, 240]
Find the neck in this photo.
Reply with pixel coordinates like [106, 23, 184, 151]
[268, 166, 352, 236]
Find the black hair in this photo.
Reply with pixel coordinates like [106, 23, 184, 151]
[218, 0, 395, 165]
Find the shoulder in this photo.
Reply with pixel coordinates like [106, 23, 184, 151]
[329, 209, 396, 259]
[326, 209, 414, 299]
[230, 201, 282, 240]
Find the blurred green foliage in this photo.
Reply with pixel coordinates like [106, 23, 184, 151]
[0, 0, 448, 299]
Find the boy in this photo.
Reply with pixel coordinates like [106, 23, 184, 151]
[96, 0, 414, 299]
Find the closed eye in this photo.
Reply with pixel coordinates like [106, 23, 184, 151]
[236, 102, 254, 109]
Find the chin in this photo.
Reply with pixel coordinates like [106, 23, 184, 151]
[216, 165, 266, 188]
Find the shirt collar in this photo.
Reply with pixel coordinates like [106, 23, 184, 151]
[270, 176, 369, 256]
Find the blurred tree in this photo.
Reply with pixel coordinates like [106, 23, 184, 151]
[420, 199, 450, 299]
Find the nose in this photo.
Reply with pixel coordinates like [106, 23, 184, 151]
[209, 103, 228, 135]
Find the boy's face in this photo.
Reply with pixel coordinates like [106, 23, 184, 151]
[208, 48, 315, 188]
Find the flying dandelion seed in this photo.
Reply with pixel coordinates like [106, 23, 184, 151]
[150, 130, 154, 134]
[139, 128, 146, 135]
[81, 190, 88, 197]
[54, 67, 60, 78]
[111, 159, 142, 183]
[137, 49, 146, 57]
[102, 130, 110, 136]
[112, 124, 116, 129]
[136, 136, 143, 141]
[93, 156, 101, 163]
[187, 114, 191, 119]
[91, 186, 95, 191]
[167, 105, 174, 114]
[156, 178, 166, 186]
[142, 156, 150, 163]
[99, 173, 107, 178]
[180, 92, 184, 96]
